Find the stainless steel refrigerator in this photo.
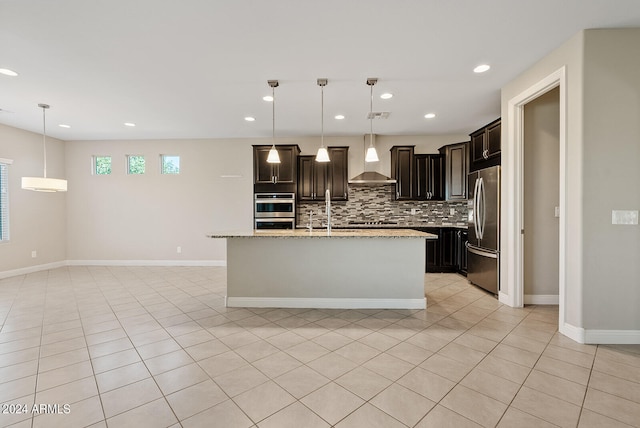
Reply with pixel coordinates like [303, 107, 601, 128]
[467, 166, 500, 294]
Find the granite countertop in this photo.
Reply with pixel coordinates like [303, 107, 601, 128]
[296, 223, 468, 230]
[207, 229, 438, 239]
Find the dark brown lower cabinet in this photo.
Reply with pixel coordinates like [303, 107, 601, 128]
[420, 227, 466, 273]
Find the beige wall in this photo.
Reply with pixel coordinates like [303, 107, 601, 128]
[502, 31, 584, 327]
[62, 134, 467, 264]
[581, 29, 640, 330]
[1, 128, 466, 274]
[523, 87, 560, 296]
[503, 28, 640, 335]
[0, 124, 67, 272]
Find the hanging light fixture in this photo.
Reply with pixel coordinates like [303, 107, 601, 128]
[266, 80, 281, 163]
[365, 78, 379, 162]
[315, 78, 330, 162]
[22, 104, 68, 192]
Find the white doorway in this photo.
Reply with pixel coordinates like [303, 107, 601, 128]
[502, 67, 570, 338]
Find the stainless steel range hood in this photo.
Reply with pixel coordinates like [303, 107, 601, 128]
[348, 171, 396, 184]
[349, 133, 396, 184]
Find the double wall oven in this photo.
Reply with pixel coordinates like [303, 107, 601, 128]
[254, 193, 296, 229]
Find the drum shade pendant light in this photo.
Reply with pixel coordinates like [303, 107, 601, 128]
[365, 78, 379, 162]
[266, 80, 281, 164]
[22, 104, 68, 192]
[315, 78, 330, 162]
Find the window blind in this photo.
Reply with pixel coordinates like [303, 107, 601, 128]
[0, 161, 9, 241]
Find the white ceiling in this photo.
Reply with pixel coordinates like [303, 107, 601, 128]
[2, 0, 640, 141]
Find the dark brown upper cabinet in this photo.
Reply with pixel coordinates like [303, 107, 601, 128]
[253, 145, 301, 193]
[390, 146, 414, 200]
[414, 154, 444, 201]
[297, 147, 349, 202]
[440, 142, 468, 201]
[470, 118, 501, 172]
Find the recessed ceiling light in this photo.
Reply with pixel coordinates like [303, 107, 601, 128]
[424, 113, 436, 119]
[0, 68, 18, 77]
[124, 122, 136, 127]
[474, 64, 491, 73]
[334, 115, 345, 120]
[380, 93, 393, 99]
[262, 95, 273, 102]
[244, 116, 255, 122]
[58, 124, 71, 128]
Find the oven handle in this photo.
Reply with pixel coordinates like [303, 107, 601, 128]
[255, 198, 296, 204]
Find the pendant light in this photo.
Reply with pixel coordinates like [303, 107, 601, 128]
[315, 78, 330, 162]
[365, 78, 379, 162]
[21, 104, 68, 192]
[266, 80, 281, 164]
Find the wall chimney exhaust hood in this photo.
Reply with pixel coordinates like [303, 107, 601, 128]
[348, 171, 396, 184]
[348, 134, 396, 184]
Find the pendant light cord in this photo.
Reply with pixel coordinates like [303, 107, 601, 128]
[272, 86, 275, 145]
[369, 82, 374, 147]
[321, 84, 324, 147]
[41, 105, 48, 178]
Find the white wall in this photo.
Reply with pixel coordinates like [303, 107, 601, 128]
[523, 87, 560, 297]
[0, 124, 67, 272]
[581, 29, 640, 331]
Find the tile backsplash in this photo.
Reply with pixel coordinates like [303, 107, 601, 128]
[297, 184, 468, 228]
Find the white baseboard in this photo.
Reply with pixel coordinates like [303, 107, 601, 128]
[0, 259, 226, 279]
[584, 329, 640, 344]
[557, 322, 640, 345]
[0, 261, 67, 279]
[226, 296, 426, 310]
[66, 260, 226, 267]
[524, 294, 559, 305]
[560, 322, 586, 344]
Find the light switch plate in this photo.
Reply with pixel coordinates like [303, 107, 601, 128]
[612, 210, 639, 225]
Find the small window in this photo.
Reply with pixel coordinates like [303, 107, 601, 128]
[0, 158, 12, 243]
[94, 156, 112, 175]
[127, 155, 145, 174]
[161, 155, 180, 174]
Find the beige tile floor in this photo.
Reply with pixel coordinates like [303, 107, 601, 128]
[0, 267, 639, 427]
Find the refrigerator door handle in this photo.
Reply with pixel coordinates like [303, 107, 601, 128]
[467, 245, 498, 259]
[473, 177, 481, 239]
[478, 177, 486, 241]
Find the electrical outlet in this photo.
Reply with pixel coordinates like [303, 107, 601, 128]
[612, 210, 639, 225]
[177, 246, 182, 254]
[411, 208, 417, 215]
[554, 206, 560, 218]
[450, 208, 456, 216]
[317, 208, 322, 216]
[31, 250, 37, 258]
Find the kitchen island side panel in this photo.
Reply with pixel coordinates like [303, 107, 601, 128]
[226, 237, 425, 307]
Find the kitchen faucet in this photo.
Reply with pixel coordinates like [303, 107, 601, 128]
[325, 188, 331, 235]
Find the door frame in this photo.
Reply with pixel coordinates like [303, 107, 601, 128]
[501, 67, 568, 334]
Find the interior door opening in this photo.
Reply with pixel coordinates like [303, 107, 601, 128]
[523, 87, 560, 305]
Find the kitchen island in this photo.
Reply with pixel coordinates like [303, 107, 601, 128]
[207, 229, 437, 309]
